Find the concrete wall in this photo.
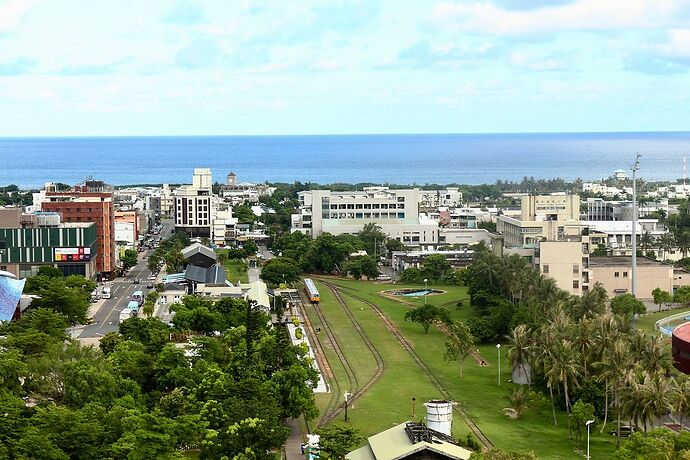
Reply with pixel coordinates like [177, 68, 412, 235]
[539, 240, 583, 296]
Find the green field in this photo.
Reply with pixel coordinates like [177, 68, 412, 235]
[308, 278, 618, 459]
[636, 306, 690, 333]
[225, 259, 249, 284]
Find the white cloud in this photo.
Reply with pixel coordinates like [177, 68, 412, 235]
[0, 0, 40, 32]
[658, 28, 690, 58]
[431, 0, 690, 35]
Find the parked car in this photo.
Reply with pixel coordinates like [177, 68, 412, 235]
[610, 425, 637, 437]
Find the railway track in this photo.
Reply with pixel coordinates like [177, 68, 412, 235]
[328, 282, 494, 449]
[318, 284, 385, 426]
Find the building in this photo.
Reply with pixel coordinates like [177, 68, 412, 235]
[588, 256, 673, 299]
[419, 188, 463, 209]
[160, 184, 174, 218]
[181, 242, 217, 268]
[391, 249, 474, 273]
[0, 207, 98, 278]
[613, 169, 628, 181]
[672, 322, 690, 375]
[537, 238, 589, 296]
[174, 169, 217, 237]
[292, 187, 439, 249]
[585, 198, 669, 222]
[438, 228, 491, 247]
[114, 210, 140, 250]
[212, 209, 237, 247]
[346, 422, 471, 460]
[581, 220, 665, 256]
[37, 180, 115, 279]
[496, 194, 582, 247]
[220, 172, 276, 205]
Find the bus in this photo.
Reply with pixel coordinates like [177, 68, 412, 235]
[132, 290, 144, 306]
[304, 278, 320, 303]
[127, 301, 139, 316]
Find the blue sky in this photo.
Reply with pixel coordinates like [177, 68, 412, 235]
[1, 0, 689, 136]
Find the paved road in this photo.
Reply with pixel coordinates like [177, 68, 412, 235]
[73, 219, 175, 339]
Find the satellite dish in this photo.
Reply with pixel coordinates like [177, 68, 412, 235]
[0, 270, 17, 279]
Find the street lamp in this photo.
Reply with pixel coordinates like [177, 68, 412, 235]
[586, 419, 595, 459]
[496, 343, 502, 386]
[344, 392, 352, 422]
[631, 154, 641, 297]
[423, 278, 428, 304]
[412, 397, 416, 419]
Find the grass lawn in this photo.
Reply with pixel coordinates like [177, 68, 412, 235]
[636, 306, 690, 333]
[317, 278, 618, 459]
[224, 259, 249, 284]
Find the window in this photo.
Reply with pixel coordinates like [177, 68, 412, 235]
[614, 272, 620, 277]
[573, 280, 579, 289]
[381, 204, 388, 209]
[573, 264, 579, 274]
[347, 204, 354, 209]
[543, 265, 549, 274]
[373, 204, 380, 209]
[364, 204, 372, 209]
[398, 212, 405, 218]
[364, 213, 371, 218]
[623, 272, 628, 277]
[397, 196, 405, 202]
[373, 213, 380, 218]
[356, 213, 363, 218]
[356, 204, 363, 209]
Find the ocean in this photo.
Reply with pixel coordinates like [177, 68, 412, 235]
[1, 132, 689, 188]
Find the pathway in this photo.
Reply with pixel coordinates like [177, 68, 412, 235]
[284, 419, 303, 460]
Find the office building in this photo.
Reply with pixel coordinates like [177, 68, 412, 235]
[174, 169, 218, 237]
[291, 187, 439, 248]
[37, 180, 116, 279]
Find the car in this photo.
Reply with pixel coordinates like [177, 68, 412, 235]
[147, 283, 154, 289]
[610, 425, 637, 437]
[133, 279, 140, 284]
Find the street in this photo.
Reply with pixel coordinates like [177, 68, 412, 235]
[71, 219, 174, 340]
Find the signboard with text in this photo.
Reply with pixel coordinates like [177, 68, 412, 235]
[54, 247, 91, 262]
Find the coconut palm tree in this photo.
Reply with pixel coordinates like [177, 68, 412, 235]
[637, 373, 676, 432]
[674, 375, 690, 430]
[639, 231, 654, 253]
[639, 335, 673, 376]
[544, 338, 583, 413]
[507, 324, 533, 388]
[574, 318, 596, 379]
[594, 339, 630, 436]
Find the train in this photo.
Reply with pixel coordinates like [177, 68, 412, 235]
[304, 278, 320, 303]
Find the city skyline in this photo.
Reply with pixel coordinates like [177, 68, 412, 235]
[1, 0, 689, 136]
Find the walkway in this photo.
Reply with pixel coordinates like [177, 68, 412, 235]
[284, 418, 303, 460]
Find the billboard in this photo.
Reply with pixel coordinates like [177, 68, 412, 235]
[54, 247, 91, 262]
[0, 277, 25, 322]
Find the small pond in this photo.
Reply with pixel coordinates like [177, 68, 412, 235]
[386, 288, 445, 297]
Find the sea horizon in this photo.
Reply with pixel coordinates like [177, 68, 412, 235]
[3, 131, 690, 188]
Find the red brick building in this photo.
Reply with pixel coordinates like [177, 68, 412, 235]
[40, 181, 116, 279]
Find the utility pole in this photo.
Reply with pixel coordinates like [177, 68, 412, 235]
[631, 154, 641, 297]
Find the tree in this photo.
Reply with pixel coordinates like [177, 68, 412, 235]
[569, 400, 595, 446]
[37, 265, 63, 278]
[233, 204, 256, 223]
[610, 294, 646, 316]
[404, 304, 451, 334]
[611, 430, 676, 460]
[122, 249, 138, 271]
[358, 223, 388, 259]
[385, 238, 404, 253]
[400, 267, 422, 284]
[591, 244, 608, 256]
[344, 255, 379, 280]
[469, 448, 538, 460]
[443, 321, 475, 377]
[259, 257, 301, 286]
[421, 254, 452, 282]
[26, 277, 91, 325]
[652, 288, 672, 312]
[675, 285, 690, 305]
[507, 324, 532, 387]
[242, 239, 258, 256]
[316, 424, 364, 460]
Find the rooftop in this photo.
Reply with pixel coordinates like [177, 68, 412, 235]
[589, 256, 666, 268]
[673, 322, 690, 342]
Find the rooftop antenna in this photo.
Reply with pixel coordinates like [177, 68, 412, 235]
[631, 154, 641, 297]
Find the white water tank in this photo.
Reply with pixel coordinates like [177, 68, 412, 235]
[425, 400, 454, 436]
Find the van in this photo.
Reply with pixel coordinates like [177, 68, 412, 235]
[102, 287, 112, 299]
[376, 274, 392, 282]
[90, 289, 100, 302]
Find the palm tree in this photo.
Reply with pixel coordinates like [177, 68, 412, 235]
[574, 318, 596, 379]
[544, 338, 583, 413]
[674, 375, 690, 430]
[142, 300, 155, 318]
[639, 335, 673, 376]
[594, 339, 630, 436]
[657, 232, 675, 260]
[507, 324, 532, 388]
[638, 374, 676, 432]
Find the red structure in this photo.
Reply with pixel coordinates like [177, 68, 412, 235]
[41, 180, 115, 280]
[672, 322, 690, 375]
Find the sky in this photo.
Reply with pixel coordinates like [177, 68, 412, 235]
[1, 0, 690, 136]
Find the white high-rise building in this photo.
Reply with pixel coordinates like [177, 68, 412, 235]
[174, 169, 217, 238]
